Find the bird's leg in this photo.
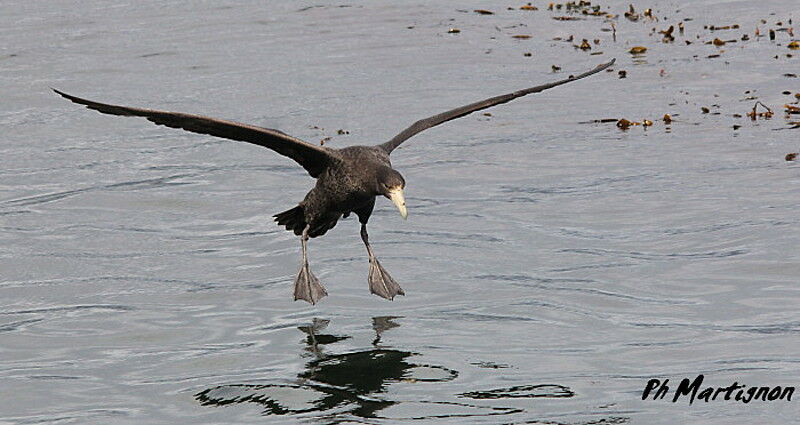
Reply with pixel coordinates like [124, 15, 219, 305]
[294, 225, 328, 304]
[361, 224, 404, 300]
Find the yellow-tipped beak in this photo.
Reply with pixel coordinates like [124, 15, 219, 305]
[388, 187, 407, 220]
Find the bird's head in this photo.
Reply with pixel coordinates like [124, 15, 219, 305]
[377, 167, 407, 220]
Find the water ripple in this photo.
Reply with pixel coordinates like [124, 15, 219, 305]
[561, 248, 748, 260]
[628, 321, 800, 335]
[386, 229, 504, 243]
[1, 304, 135, 315]
[1, 173, 196, 208]
[0, 318, 44, 332]
[476, 274, 698, 306]
[500, 173, 659, 196]
[459, 384, 575, 399]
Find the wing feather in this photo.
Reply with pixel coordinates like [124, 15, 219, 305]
[379, 59, 615, 153]
[53, 89, 335, 177]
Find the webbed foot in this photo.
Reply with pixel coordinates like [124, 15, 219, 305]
[368, 258, 405, 300]
[294, 264, 327, 305]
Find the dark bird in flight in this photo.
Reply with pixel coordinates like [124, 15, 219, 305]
[54, 59, 614, 304]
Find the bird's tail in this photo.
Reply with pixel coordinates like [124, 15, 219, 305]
[274, 206, 306, 236]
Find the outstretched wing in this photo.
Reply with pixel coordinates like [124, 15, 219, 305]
[379, 59, 615, 154]
[53, 89, 336, 177]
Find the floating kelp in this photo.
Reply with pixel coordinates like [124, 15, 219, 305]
[580, 118, 619, 124]
[617, 118, 634, 129]
[470, 361, 510, 369]
[547, 1, 610, 17]
[747, 101, 774, 120]
[660, 25, 675, 42]
[707, 24, 740, 31]
[624, 4, 639, 22]
[582, 115, 674, 130]
[784, 104, 800, 114]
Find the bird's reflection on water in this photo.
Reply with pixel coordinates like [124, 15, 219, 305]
[196, 317, 469, 419]
[195, 317, 627, 423]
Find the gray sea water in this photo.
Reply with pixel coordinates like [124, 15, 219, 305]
[2, 1, 799, 424]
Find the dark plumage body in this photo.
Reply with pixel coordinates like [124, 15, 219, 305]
[54, 59, 614, 304]
[277, 146, 395, 238]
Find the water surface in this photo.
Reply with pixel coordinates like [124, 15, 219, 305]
[2, 1, 799, 424]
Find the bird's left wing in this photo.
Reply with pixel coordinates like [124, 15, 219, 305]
[379, 59, 615, 154]
[53, 89, 336, 177]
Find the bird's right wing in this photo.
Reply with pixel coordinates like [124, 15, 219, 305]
[379, 59, 615, 154]
[53, 89, 336, 178]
